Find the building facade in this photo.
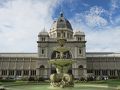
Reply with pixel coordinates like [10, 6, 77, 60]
[0, 13, 120, 80]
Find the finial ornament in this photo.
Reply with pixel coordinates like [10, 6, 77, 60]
[60, 11, 64, 17]
[60, 4, 64, 17]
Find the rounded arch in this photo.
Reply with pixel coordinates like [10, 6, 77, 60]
[78, 65, 83, 69]
[40, 65, 45, 68]
[67, 65, 72, 74]
[51, 65, 57, 74]
[51, 51, 60, 59]
[39, 65, 45, 78]
[78, 65, 84, 79]
[68, 68, 72, 74]
[51, 50, 72, 59]
[63, 51, 72, 59]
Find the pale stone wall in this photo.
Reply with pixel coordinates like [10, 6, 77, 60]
[87, 56, 120, 77]
[0, 57, 37, 78]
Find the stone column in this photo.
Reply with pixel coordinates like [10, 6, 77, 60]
[0, 70, 1, 77]
[7, 58, 10, 77]
[115, 70, 118, 77]
[36, 68, 40, 79]
[72, 63, 76, 78]
[14, 70, 16, 78]
[74, 68, 78, 79]
[21, 58, 24, 77]
[108, 70, 110, 76]
[75, 47, 77, 58]
[0, 58, 3, 77]
[100, 70, 102, 76]
[47, 65, 51, 79]
[7, 70, 9, 77]
[14, 58, 17, 78]
[83, 68, 87, 79]
[29, 58, 31, 77]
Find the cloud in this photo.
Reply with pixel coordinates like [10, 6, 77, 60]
[85, 6, 108, 28]
[0, 0, 120, 53]
[109, 0, 120, 23]
[70, 6, 108, 30]
[0, 0, 58, 52]
[86, 26, 120, 52]
[115, 16, 120, 25]
[69, 5, 120, 52]
[85, 14, 107, 27]
[111, 0, 120, 11]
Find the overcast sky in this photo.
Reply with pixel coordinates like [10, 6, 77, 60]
[0, 0, 120, 52]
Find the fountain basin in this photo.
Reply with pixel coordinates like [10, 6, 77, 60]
[7, 84, 118, 90]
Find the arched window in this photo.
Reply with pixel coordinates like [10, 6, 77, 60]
[78, 48, 82, 54]
[39, 65, 45, 77]
[40, 65, 45, 68]
[78, 65, 83, 69]
[67, 65, 72, 74]
[57, 33, 61, 37]
[51, 51, 72, 59]
[77, 37, 81, 41]
[51, 65, 56, 74]
[51, 51, 60, 59]
[42, 49, 44, 54]
[78, 65, 84, 78]
[41, 37, 45, 41]
[63, 51, 72, 59]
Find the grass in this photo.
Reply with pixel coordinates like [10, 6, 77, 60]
[0, 80, 50, 87]
[88, 79, 120, 85]
[74, 79, 120, 86]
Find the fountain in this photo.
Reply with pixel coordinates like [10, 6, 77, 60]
[49, 32, 75, 88]
[3, 33, 117, 90]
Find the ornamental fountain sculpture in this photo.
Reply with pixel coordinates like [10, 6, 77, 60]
[49, 33, 75, 88]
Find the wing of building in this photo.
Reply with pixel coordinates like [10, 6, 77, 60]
[0, 12, 120, 80]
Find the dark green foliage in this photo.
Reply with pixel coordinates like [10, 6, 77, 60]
[108, 76, 118, 79]
[80, 77, 86, 81]
[87, 77, 94, 81]
[28, 77, 35, 81]
[0, 79, 15, 82]
[38, 77, 45, 81]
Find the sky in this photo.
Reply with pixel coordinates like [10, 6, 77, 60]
[0, 0, 120, 52]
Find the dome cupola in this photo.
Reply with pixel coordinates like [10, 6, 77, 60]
[50, 12, 73, 39]
[51, 12, 73, 31]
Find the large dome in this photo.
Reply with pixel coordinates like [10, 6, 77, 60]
[51, 12, 73, 31]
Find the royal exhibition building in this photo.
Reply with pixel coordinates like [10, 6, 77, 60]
[0, 12, 120, 80]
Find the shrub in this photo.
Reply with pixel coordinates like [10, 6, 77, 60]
[80, 77, 86, 81]
[0, 77, 15, 82]
[21, 77, 29, 81]
[0, 77, 3, 80]
[0, 79, 15, 82]
[38, 77, 45, 81]
[87, 77, 94, 81]
[108, 76, 118, 79]
[28, 77, 35, 81]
